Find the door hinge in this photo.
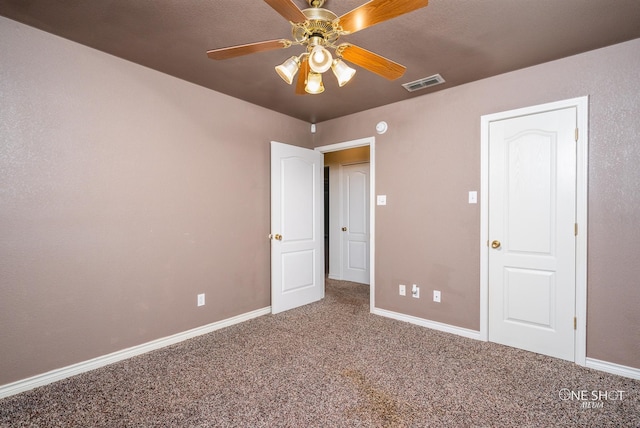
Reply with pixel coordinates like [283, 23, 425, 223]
[574, 317, 577, 330]
[575, 128, 579, 142]
[574, 223, 578, 236]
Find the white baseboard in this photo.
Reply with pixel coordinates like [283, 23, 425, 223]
[0, 306, 271, 399]
[3, 307, 637, 400]
[586, 357, 640, 380]
[372, 307, 483, 341]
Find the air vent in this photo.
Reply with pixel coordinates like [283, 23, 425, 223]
[402, 74, 445, 92]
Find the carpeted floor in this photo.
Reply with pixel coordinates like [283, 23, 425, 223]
[1, 278, 638, 427]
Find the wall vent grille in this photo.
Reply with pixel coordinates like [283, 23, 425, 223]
[402, 74, 445, 92]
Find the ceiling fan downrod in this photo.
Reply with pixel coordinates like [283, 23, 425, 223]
[308, 0, 325, 8]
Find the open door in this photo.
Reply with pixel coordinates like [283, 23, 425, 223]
[270, 141, 324, 314]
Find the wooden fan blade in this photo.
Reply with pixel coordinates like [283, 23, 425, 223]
[264, 0, 308, 23]
[295, 57, 310, 95]
[207, 39, 289, 60]
[338, 0, 428, 34]
[338, 44, 406, 80]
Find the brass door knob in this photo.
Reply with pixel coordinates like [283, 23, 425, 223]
[269, 233, 283, 241]
[341, 227, 347, 232]
[491, 240, 501, 249]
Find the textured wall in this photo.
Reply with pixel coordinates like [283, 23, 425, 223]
[0, 17, 311, 385]
[1, 16, 639, 389]
[314, 39, 640, 369]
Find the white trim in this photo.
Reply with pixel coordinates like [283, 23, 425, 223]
[574, 96, 589, 366]
[338, 163, 345, 280]
[479, 96, 588, 365]
[586, 358, 640, 380]
[315, 137, 375, 311]
[479, 115, 490, 341]
[0, 306, 271, 399]
[372, 308, 482, 341]
[315, 137, 373, 152]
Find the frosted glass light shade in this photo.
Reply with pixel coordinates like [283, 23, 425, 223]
[308, 45, 332, 73]
[275, 56, 300, 85]
[305, 71, 325, 94]
[331, 59, 356, 87]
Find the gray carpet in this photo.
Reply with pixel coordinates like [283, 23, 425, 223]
[1, 278, 638, 427]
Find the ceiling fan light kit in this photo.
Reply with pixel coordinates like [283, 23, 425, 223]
[275, 56, 301, 84]
[207, 0, 429, 95]
[331, 59, 356, 87]
[309, 43, 333, 73]
[305, 71, 325, 94]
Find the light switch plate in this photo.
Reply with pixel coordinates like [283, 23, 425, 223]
[468, 191, 477, 204]
[377, 195, 387, 205]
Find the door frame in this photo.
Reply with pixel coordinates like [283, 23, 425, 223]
[479, 96, 588, 365]
[316, 137, 375, 311]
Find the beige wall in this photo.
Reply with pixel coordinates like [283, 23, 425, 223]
[1, 14, 639, 389]
[323, 146, 370, 165]
[314, 39, 640, 369]
[0, 18, 312, 385]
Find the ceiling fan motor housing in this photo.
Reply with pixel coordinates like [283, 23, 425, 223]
[292, 8, 341, 45]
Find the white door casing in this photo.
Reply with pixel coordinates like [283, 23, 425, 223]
[270, 141, 324, 314]
[480, 96, 588, 365]
[315, 137, 375, 311]
[341, 163, 370, 284]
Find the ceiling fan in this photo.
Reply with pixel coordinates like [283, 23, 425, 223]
[207, 0, 429, 94]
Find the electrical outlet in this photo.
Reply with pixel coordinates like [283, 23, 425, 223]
[399, 284, 406, 296]
[197, 293, 205, 307]
[412, 284, 420, 298]
[433, 290, 441, 303]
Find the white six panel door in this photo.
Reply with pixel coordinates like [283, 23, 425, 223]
[488, 107, 577, 361]
[341, 163, 370, 284]
[270, 142, 324, 314]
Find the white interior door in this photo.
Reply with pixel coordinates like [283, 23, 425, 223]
[341, 163, 370, 284]
[488, 107, 577, 361]
[270, 141, 324, 314]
